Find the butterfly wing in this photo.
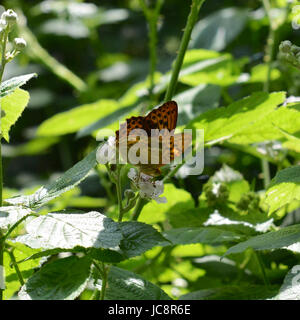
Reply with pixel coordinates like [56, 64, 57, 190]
[144, 100, 178, 133]
[115, 101, 183, 177]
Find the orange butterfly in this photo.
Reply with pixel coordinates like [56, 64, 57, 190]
[116, 101, 192, 176]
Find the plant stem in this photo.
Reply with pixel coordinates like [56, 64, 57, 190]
[0, 27, 9, 302]
[99, 262, 108, 301]
[131, 197, 148, 221]
[254, 250, 270, 287]
[5, 249, 24, 286]
[164, 0, 205, 101]
[17, 11, 87, 93]
[1, 213, 37, 242]
[116, 166, 124, 222]
[140, 0, 164, 99]
[261, 0, 276, 188]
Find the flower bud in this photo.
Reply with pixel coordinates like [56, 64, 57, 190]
[291, 44, 300, 54]
[1, 9, 18, 26]
[14, 37, 26, 50]
[124, 189, 136, 200]
[204, 182, 229, 206]
[279, 40, 292, 53]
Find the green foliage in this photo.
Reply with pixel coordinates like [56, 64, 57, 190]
[265, 166, 300, 214]
[163, 227, 244, 245]
[1, 0, 300, 302]
[1, 89, 30, 142]
[225, 224, 300, 256]
[190, 8, 248, 51]
[0, 74, 36, 98]
[6, 148, 99, 208]
[37, 100, 119, 136]
[188, 91, 286, 144]
[104, 266, 171, 300]
[18, 256, 91, 300]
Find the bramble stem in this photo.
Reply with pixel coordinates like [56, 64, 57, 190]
[5, 249, 24, 286]
[131, 197, 148, 221]
[99, 262, 108, 301]
[261, 0, 277, 188]
[164, 0, 205, 101]
[17, 11, 87, 93]
[140, 0, 164, 99]
[115, 166, 124, 222]
[254, 250, 270, 287]
[0, 27, 9, 301]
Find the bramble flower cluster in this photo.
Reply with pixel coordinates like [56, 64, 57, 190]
[0, 9, 27, 64]
[128, 168, 167, 204]
[237, 191, 260, 212]
[203, 182, 229, 206]
[278, 40, 300, 69]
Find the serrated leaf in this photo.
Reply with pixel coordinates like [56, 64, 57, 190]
[18, 256, 91, 300]
[119, 221, 168, 257]
[0, 73, 37, 98]
[190, 8, 248, 51]
[179, 284, 278, 300]
[0, 206, 33, 229]
[37, 99, 119, 136]
[188, 92, 286, 145]
[273, 265, 300, 300]
[104, 266, 171, 300]
[163, 227, 243, 246]
[225, 224, 300, 256]
[265, 166, 300, 214]
[15, 211, 122, 250]
[1, 88, 30, 142]
[6, 148, 98, 208]
[228, 103, 300, 144]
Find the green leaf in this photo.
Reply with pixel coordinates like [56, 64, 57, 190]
[175, 84, 221, 126]
[180, 55, 247, 87]
[76, 104, 137, 138]
[37, 99, 119, 136]
[265, 166, 300, 214]
[15, 211, 122, 250]
[18, 256, 91, 300]
[104, 266, 171, 300]
[163, 227, 243, 246]
[1, 88, 30, 142]
[0, 73, 37, 98]
[188, 92, 286, 144]
[179, 285, 278, 300]
[6, 148, 98, 208]
[225, 224, 300, 256]
[273, 265, 300, 300]
[0, 206, 33, 229]
[228, 103, 300, 144]
[119, 221, 168, 257]
[138, 184, 193, 224]
[190, 8, 248, 51]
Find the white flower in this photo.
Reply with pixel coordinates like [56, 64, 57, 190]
[128, 168, 167, 204]
[14, 37, 27, 50]
[212, 182, 221, 196]
[283, 95, 300, 106]
[96, 136, 116, 164]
